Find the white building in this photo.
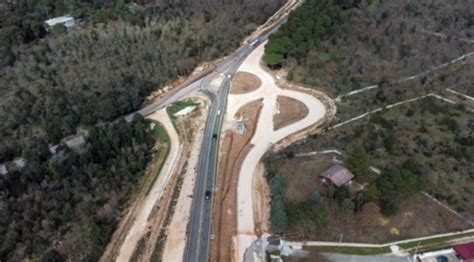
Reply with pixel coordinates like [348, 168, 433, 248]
[45, 16, 75, 28]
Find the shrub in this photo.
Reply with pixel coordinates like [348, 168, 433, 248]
[287, 201, 327, 233]
[270, 195, 288, 233]
[270, 175, 285, 196]
[309, 191, 321, 204]
[345, 145, 370, 179]
[380, 198, 398, 216]
[341, 198, 355, 213]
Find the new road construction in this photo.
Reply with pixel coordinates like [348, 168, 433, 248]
[184, 2, 304, 261]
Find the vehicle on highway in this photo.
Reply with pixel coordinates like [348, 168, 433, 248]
[212, 133, 218, 139]
[249, 39, 260, 48]
[205, 190, 212, 200]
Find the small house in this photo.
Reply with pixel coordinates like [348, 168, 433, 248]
[321, 164, 354, 187]
[45, 16, 75, 29]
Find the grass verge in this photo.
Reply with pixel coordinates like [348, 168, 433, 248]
[398, 231, 474, 251]
[166, 99, 198, 126]
[145, 119, 171, 196]
[308, 246, 391, 255]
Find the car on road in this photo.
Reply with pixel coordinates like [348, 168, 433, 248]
[205, 190, 212, 200]
[212, 133, 218, 139]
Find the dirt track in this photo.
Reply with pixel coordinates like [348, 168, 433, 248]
[115, 109, 181, 261]
[100, 108, 180, 262]
[227, 41, 328, 261]
[209, 99, 263, 262]
[161, 97, 210, 261]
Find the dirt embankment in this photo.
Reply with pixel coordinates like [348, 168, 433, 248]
[101, 101, 206, 262]
[253, 162, 271, 236]
[209, 99, 263, 262]
[100, 110, 175, 262]
[230, 72, 262, 94]
[274, 95, 309, 130]
[130, 106, 205, 261]
[160, 96, 210, 262]
[272, 71, 337, 151]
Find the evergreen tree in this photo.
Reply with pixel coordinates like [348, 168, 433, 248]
[345, 145, 370, 179]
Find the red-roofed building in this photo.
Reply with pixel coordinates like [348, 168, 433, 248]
[321, 164, 354, 187]
[453, 242, 474, 261]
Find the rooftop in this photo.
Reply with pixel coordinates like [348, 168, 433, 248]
[45, 16, 75, 27]
[321, 164, 354, 187]
[453, 241, 474, 260]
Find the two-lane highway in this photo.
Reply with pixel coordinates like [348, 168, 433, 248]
[184, 16, 292, 262]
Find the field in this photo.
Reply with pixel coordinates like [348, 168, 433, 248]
[266, 97, 473, 242]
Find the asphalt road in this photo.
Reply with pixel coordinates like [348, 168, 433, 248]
[184, 18, 289, 262]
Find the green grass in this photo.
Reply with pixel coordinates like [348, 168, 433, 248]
[145, 120, 171, 196]
[309, 245, 391, 255]
[398, 231, 474, 251]
[166, 99, 198, 118]
[304, 231, 474, 255]
[166, 99, 198, 132]
[150, 120, 170, 144]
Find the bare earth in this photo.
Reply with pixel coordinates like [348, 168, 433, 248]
[230, 71, 262, 94]
[274, 95, 309, 130]
[161, 97, 210, 261]
[228, 42, 328, 261]
[210, 99, 263, 262]
[100, 108, 181, 262]
[253, 162, 271, 236]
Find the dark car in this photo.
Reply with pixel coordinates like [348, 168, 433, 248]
[436, 255, 448, 262]
[205, 190, 212, 200]
[212, 133, 217, 139]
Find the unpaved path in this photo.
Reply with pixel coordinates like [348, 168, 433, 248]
[227, 42, 327, 261]
[210, 99, 263, 262]
[161, 98, 210, 262]
[115, 108, 181, 262]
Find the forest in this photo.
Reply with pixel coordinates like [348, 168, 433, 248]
[0, 116, 158, 261]
[0, 0, 284, 260]
[264, 0, 473, 95]
[0, 0, 284, 162]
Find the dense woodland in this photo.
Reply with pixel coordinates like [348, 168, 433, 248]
[265, 0, 473, 96]
[0, 116, 156, 261]
[0, 0, 283, 162]
[0, 0, 284, 260]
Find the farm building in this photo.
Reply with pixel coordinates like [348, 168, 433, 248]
[45, 16, 75, 28]
[321, 164, 354, 187]
[453, 242, 474, 261]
